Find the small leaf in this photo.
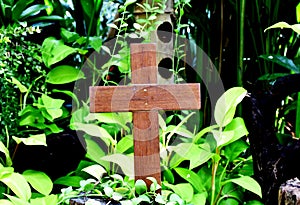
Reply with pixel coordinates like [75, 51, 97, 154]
[224, 176, 262, 198]
[104, 186, 114, 197]
[107, 23, 119, 29]
[23, 170, 53, 195]
[54, 176, 83, 187]
[89, 36, 102, 52]
[13, 134, 47, 146]
[10, 77, 27, 93]
[1, 173, 31, 201]
[101, 154, 134, 177]
[124, 0, 137, 6]
[135, 179, 147, 195]
[214, 87, 247, 127]
[46, 65, 85, 84]
[174, 168, 206, 193]
[264, 21, 300, 34]
[41, 94, 64, 120]
[82, 164, 107, 180]
[164, 183, 194, 202]
[41, 37, 78, 67]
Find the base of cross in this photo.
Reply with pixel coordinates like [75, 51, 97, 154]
[90, 43, 201, 188]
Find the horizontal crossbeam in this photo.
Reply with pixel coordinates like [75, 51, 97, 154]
[90, 84, 200, 113]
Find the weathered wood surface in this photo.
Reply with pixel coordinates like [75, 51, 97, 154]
[90, 84, 200, 112]
[279, 178, 300, 205]
[89, 43, 201, 187]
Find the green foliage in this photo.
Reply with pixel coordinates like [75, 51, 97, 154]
[0, 24, 46, 141]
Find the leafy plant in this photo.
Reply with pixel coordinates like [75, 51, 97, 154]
[0, 0, 63, 27]
[57, 164, 186, 205]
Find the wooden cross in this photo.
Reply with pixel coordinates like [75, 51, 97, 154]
[90, 43, 200, 186]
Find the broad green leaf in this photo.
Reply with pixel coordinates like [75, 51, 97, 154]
[1, 173, 31, 200]
[193, 125, 219, 143]
[174, 168, 206, 193]
[54, 176, 83, 187]
[0, 199, 14, 205]
[164, 183, 194, 202]
[224, 117, 249, 144]
[135, 179, 147, 195]
[27, 15, 64, 23]
[41, 37, 78, 67]
[0, 141, 12, 167]
[80, 0, 94, 16]
[10, 77, 27, 93]
[190, 193, 207, 205]
[116, 135, 133, 153]
[124, 0, 137, 6]
[73, 122, 115, 146]
[4, 195, 30, 205]
[259, 55, 300, 73]
[172, 143, 213, 169]
[52, 89, 80, 108]
[212, 130, 234, 148]
[13, 134, 46, 146]
[11, 0, 34, 20]
[85, 136, 110, 170]
[264, 21, 300, 34]
[85, 113, 130, 132]
[20, 5, 49, 20]
[46, 65, 85, 84]
[101, 154, 134, 177]
[60, 28, 80, 43]
[89, 36, 102, 52]
[214, 87, 247, 127]
[30, 195, 58, 205]
[0, 167, 14, 179]
[104, 186, 114, 197]
[23, 170, 53, 195]
[82, 164, 107, 180]
[224, 140, 249, 162]
[165, 125, 194, 138]
[163, 168, 174, 184]
[224, 176, 262, 198]
[41, 94, 64, 120]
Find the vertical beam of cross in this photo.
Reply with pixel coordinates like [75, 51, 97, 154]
[130, 43, 161, 185]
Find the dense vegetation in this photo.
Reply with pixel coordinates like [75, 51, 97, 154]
[0, 0, 299, 204]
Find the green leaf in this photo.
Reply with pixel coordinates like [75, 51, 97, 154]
[212, 130, 235, 148]
[0, 199, 14, 205]
[164, 183, 194, 202]
[135, 179, 147, 195]
[174, 168, 206, 193]
[13, 134, 47, 146]
[54, 176, 83, 187]
[23, 170, 53, 196]
[10, 77, 27, 93]
[193, 125, 219, 143]
[41, 94, 64, 120]
[214, 87, 247, 127]
[264, 21, 300, 34]
[165, 125, 194, 138]
[116, 135, 133, 153]
[85, 136, 110, 170]
[85, 113, 130, 132]
[0, 141, 12, 167]
[60, 28, 80, 43]
[27, 15, 64, 23]
[259, 54, 300, 73]
[82, 164, 107, 180]
[41, 37, 78, 67]
[1, 173, 31, 200]
[80, 0, 94, 16]
[4, 195, 30, 205]
[11, 0, 34, 20]
[89, 36, 102, 52]
[30, 195, 58, 205]
[46, 65, 85, 84]
[224, 117, 249, 144]
[224, 176, 262, 198]
[190, 193, 207, 205]
[172, 143, 213, 169]
[101, 154, 134, 177]
[163, 168, 174, 184]
[124, 0, 137, 7]
[224, 140, 249, 161]
[104, 186, 114, 197]
[73, 122, 115, 146]
[19, 5, 49, 20]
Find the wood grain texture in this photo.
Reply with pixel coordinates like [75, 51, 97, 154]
[89, 84, 200, 112]
[130, 43, 161, 186]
